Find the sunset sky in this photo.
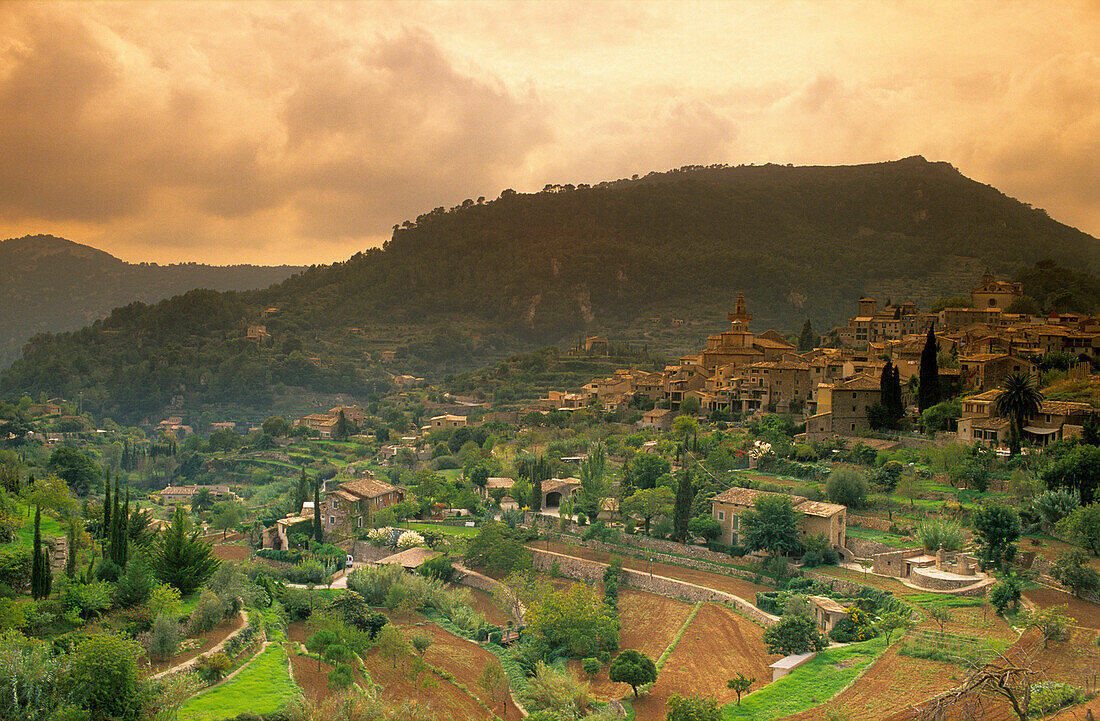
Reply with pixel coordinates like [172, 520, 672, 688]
[1, 1, 1097, 266]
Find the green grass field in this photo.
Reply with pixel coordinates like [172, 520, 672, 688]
[178, 645, 300, 721]
[723, 641, 884, 719]
[404, 521, 479, 537]
[12, 501, 64, 545]
[844, 525, 912, 548]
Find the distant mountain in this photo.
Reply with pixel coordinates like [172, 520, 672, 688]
[0, 235, 305, 364]
[2, 157, 1097, 424]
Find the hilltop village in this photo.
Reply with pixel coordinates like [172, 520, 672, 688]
[2, 271, 1100, 721]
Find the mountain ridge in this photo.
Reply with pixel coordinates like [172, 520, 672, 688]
[0, 234, 306, 364]
[2, 157, 1097, 423]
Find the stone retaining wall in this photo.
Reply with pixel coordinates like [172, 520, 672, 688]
[848, 514, 894, 532]
[350, 541, 400, 564]
[554, 535, 761, 582]
[801, 570, 870, 596]
[844, 537, 900, 559]
[530, 548, 777, 626]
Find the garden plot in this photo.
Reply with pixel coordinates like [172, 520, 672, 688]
[1024, 586, 1100, 629]
[178, 644, 300, 721]
[782, 643, 961, 720]
[574, 588, 695, 700]
[629, 603, 778, 721]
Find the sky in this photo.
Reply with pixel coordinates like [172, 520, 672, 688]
[0, 1, 1098, 266]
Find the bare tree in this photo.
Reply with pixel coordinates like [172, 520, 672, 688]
[918, 652, 1044, 721]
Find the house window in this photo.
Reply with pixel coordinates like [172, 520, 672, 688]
[328, 516, 335, 526]
[357, 517, 363, 528]
[717, 511, 725, 521]
[333, 500, 339, 510]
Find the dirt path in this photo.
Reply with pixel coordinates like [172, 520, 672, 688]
[150, 611, 248, 679]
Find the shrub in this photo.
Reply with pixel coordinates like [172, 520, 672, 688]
[145, 613, 181, 661]
[688, 515, 721, 541]
[327, 663, 354, 689]
[829, 606, 878, 643]
[989, 576, 1022, 615]
[581, 658, 600, 676]
[826, 469, 868, 508]
[597, 650, 610, 665]
[396, 531, 425, 549]
[195, 651, 233, 683]
[1028, 682, 1082, 716]
[417, 554, 454, 582]
[916, 518, 964, 551]
[800, 534, 839, 567]
[188, 590, 226, 635]
[666, 695, 720, 721]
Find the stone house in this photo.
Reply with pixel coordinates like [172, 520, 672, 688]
[429, 414, 467, 430]
[804, 374, 881, 440]
[710, 487, 846, 550]
[159, 484, 236, 505]
[638, 408, 673, 431]
[808, 595, 849, 633]
[323, 478, 406, 537]
[958, 353, 1036, 391]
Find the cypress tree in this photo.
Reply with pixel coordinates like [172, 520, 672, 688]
[798, 319, 817, 352]
[890, 364, 904, 419]
[313, 479, 323, 543]
[102, 469, 111, 540]
[879, 361, 894, 410]
[673, 468, 693, 542]
[31, 506, 47, 600]
[119, 487, 130, 568]
[295, 467, 309, 512]
[918, 326, 942, 412]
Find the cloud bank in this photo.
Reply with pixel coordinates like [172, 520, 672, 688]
[0, 1, 1097, 264]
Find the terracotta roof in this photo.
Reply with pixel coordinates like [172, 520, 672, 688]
[485, 477, 515, 489]
[833, 374, 881, 391]
[809, 595, 848, 613]
[794, 500, 846, 518]
[543, 477, 581, 493]
[711, 487, 807, 507]
[338, 478, 400, 499]
[376, 547, 441, 569]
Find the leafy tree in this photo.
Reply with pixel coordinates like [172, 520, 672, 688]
[825, 468, 868, 507]
[926, 604, 952, 638]
[762, 614, 827, 656]
[323, 643, 354, 666]
[1056, 502, 1100, 554]
[688, 514, 721, 541]
[464, 522, 532, 574]
[623, 454, 671, 492]
[525, 582, 620, 657]
[1043, 445, 1100, 504]
[410, 633, 433, 656]
[70, 634, 146, 721]
[578, 442, 609, 518]
[989, 576, 1022, 615]
[146, 613, 182, 661]
[972, 503, 1021, 571]
[739, 494, 801, 557]
[46, 446, 100, 496]
[678, 396, 702, 416]
[673, 469, 694, 542]
[727, 673, 755, 705]
[473, 660, 508, 711]
[211, 501, 242, 539]
[995, 372, 1043, 455]
[1026, 605, 1074, 648]
[622, 486, 675, 535]
[65, 515, 79, 577]
[151, 506, 220, 595]
[262, 416, 291, 437]
[375, 624, 410, 669]
[666, 695, 721, 721]
[1051, 548, 1100, 598]
[608, 649, 657, 697]
[918, 326, 941, 413]
[327, 663, 354, 689]
[306, 629, 337, 671]
[876, 610, 913, 645]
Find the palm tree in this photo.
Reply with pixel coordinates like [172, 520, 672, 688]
[190, 487, 215, 514]
[995, 372, 1044, 455]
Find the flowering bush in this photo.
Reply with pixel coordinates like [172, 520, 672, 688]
[367, 527, 392, 546]
[748, 440, 774, 461]
[396, 530, 425, 549]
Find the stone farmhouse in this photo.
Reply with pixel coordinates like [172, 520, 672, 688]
[322, 478, 406, 537]
[957, 390, 1094, 446]
[710, 486, 847, 552]
[159, 484, 237, 505]
[292, 405, 366, 438]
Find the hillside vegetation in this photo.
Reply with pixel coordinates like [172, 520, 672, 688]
[0, 235, 304, 365]
[2, 157, 1097, 422]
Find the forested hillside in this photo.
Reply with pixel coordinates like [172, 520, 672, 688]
[2, 157, 1097, 423]
[0, 235, 305, 364]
